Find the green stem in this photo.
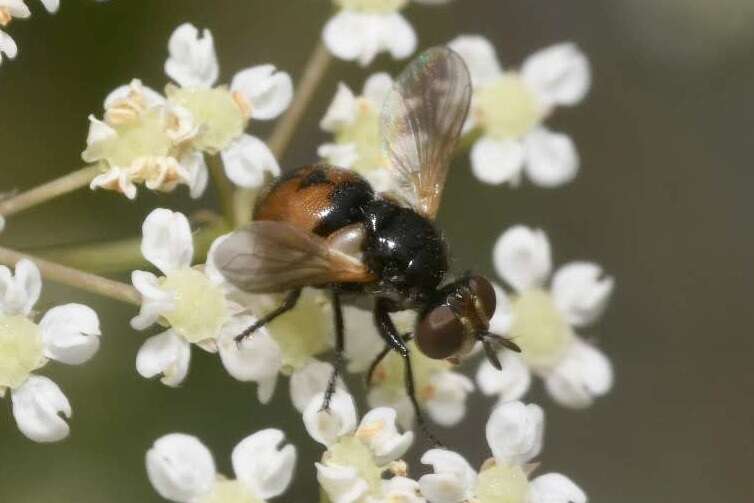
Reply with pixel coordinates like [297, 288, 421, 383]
[0, 165, 100, 219]
[235, 40, 333, 225]
[206, 153, 238, 227]
[0, 246, 140, 306]
[36, 217, 230, 274]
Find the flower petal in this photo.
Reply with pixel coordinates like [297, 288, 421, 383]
[493, 226, 552, 292]
[38, 0, 60, 13]
[529, 473, 587, 503]
[419, 449, 477, 503]
[217, 315, 282, 383]
[136, 331, 191, 387]
[303, 390, 357, 447]
[146, 433, 216, 502]
[141, 208, 194, 274]
[551, 262, 614, 327]
[523, 128, 579, 188]
[104, 79, 165, 109]
[476, 352, 531, 402]
[381, 13, 417, 62]
[486, 401, 544, 466]
[11, 375, 71, 443]
[320, 83, 358, 132]
[488, 281, 513, 335]
[316, 462, 369, 503]
[544, 338, 613, 408]
[165, 23, 219, 88]
[521, 43, 591, 107]
[424, 372, 474, 427]
[39, 304, 101, 365]
[180, 150, 209, 199]
[356, 407, 413, 465]
[318, 143, 358, 168]
[130, 270, 174, 330]
[362, 72, 393, 106]
[221, 134, 280, 188]
[0, 31, 18, 62]
[381, 476, 424, 503]
[232, 428, 296, 499]
[367, 386, 415, 431]
[470, 137, 525, 186]
[448, 35, 503, 87]
[290, 360, 346, 413]
[231, 64, 293, 120]
[0, 258, 41, 316]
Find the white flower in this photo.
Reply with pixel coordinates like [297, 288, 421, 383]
[163, 23, 290, 190]
[318, 73, 397, 192]
[342, 307, 474, 429]
[84, 80, 201, 199]
[0, 259, 101, 442]
[449, 35, 590, 188]
[324, 0, 452, 66]
[0, 0, 58, 66]
[304, 390, 419, 503]
[419, 401, 586, 503]
[146, 430, 296, 502]
[476, 226, 614, 408]
[131, 208, 267, 387]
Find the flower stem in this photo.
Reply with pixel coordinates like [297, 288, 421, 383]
[0, 245, 140, 306]
[235, 40, 333, 224]
[0, 165, 100, 219]
[35, 215, 230, 274]
[206, 154, 237, 226]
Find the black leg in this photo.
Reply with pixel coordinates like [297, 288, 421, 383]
[235, 289, 301, 343]
[321, 290, 345, 411]
[366, 332, 413, 386]
[373, 299, 444, 447]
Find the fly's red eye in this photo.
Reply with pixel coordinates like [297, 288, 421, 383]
[469, 275, 496, 319]
[415, 305, 465, 359]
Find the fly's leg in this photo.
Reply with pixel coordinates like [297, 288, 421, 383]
[366, 332, 413, 386]
[321, 290, 345, 411]
[373, 299, 444, 447]
[235, 289, 301, 344]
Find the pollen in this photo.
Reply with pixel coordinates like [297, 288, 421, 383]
[335, 0, 408, 13]
[0, 8, 13, 27]
[475, 462, 529, 503]
[200, 480, 263, 503]
[509, 289, 573, 369]
[475, 73, 544, 140]
[0, 315, 45, 391]
[160, 268, 229, 344]
[167, 86, 247, 153]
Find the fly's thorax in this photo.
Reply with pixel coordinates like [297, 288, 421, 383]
[362, 199, 448, 303]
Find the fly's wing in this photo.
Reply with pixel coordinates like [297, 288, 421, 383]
[381, 46, 472, 219]
[213, 221, 373, 293]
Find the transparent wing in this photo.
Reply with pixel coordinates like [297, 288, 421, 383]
[213, 222, 373, 293]
[381, 46, 472, 219]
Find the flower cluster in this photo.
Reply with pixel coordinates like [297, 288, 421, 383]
[450, 35, 590, 188]
[477, 226, 614, 408]
[84, 23, 291, 199]
[0, 259, 101, 441]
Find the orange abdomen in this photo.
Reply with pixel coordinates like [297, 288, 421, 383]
[254, 164, 374, 237]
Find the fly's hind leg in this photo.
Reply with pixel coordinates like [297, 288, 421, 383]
[321, 290, 345, 411]
[373, 299, 444, 447]
[235, 289, 302, 343]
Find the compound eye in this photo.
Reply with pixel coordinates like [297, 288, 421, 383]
[415, 305, 465, 359]
[469, 275, 496, 320]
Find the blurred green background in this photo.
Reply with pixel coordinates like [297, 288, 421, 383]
[1, 0, 753, 501]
